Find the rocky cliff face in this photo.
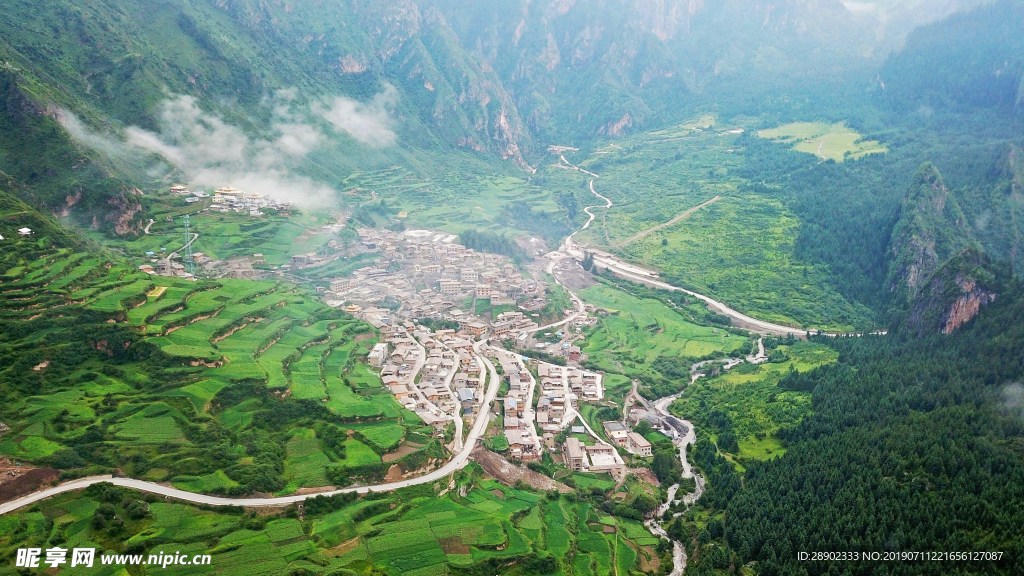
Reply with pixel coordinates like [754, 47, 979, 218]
[886, 162, 972, 301]
[904, 246, 999, 335]
[418, 0, 886, 141]
[885, 162, 1006, 334]
[942, 276, 997, 334]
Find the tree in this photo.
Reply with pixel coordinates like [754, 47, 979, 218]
[651, 451, 678, 483]
[634, 420, 653, 436]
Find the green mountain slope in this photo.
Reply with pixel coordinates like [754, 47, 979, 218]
[0, 188, 434, 495]
[880, 0, 1024, 116]
[885, 162, 1007, 334]
[886, 163, 973, 299]
[423, 0, 888, 141]
[0, 0, 537, 230]
[0, 69, 145, 234]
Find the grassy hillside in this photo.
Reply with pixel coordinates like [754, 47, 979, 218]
[0, 189, 433, 496]
[565, 119, 877, 331]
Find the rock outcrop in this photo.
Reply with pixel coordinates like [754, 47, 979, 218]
[886, 163, 1004, 335]
[904, 246, 999, 335]
[886, 163, 972, 301]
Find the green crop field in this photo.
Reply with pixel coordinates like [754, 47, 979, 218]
[580, 282, 747, 370]
[757, 121, 888, 162]
[172, 470, 241, 493]
[339, 165, 570, 239]
[0, 233, 429, 496]
[282, 429, 332, 491]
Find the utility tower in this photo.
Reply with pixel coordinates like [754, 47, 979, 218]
[183, 214, 194, 277]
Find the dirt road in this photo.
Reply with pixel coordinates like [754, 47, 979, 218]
[614, 195, 720, 248]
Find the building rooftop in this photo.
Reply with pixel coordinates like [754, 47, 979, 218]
[603, 421, 628, 433]
[627, 432, 651, 448]
[565, 437, 585, 459]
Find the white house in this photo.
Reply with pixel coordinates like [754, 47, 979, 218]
[17, 228, 32, 236]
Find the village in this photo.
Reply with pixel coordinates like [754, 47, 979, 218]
[127, 184, 654, 474]
[172, 185, 296, 217]
[318, 227, 654, 475]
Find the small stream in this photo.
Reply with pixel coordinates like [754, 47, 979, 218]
[643, 341, 766, 575]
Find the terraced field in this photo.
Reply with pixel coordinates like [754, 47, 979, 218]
[339, 164, 571, 238]
[312, 479, 659, 574]
[0, 224, 429, 496]
[0, 476, 663, 576]
[103, 202, 347, 268]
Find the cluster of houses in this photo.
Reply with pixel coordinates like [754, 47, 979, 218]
[171, 185, 293, 217]
[369, 322, 487, 431]
[603, 420, 653, 457]
[498, 353, 543, 461]
[534, 363, 604, 432]
[323, 229, 545, 337]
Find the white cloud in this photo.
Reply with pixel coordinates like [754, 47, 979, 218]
[58, 87, 400, 208]
[57, 111, 132, 161]
[1002, 383, 1024, 421]
[315, 85, 398, 148]
[121, 95, 332, 206]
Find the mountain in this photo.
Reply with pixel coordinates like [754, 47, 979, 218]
[886, 163, 973, 299]
[2, 0, 972, 235]
[842, 0, 995, 44]
[422, 0, 890, 141]
[879, 0, 1024, 116]
[885, 162, 1002, 333]
[0, 0, 536, 231]
[975, 144, 1024, 273]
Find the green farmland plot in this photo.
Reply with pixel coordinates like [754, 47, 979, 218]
[171, 470, 241, 493]
[282, 429, 331, 490]
[304, 484, 653, 573]
[616, 193, 872, 331]
[757, 121, 887, 162]
[565, 124, 875, 331]
[127, 284, 195, 325]
[114, 403, 187, 444]
[0, 473, 669, 576]
[580, 282, 746, 377]
[105, 206, 341, 268]
[339, 163, 573, 239]
[0, 229, 412, 496]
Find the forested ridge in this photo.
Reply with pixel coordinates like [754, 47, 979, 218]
[678, 285, 1024, 575]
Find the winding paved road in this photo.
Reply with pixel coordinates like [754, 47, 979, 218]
[556, 164, 865, 337]
[0, 339, 501, 516]
[573, 180, 612, 241]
